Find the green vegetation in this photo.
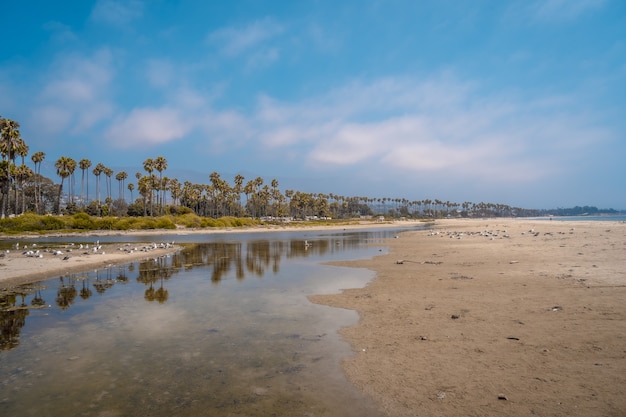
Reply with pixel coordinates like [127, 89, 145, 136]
[0, 212, 261, 235]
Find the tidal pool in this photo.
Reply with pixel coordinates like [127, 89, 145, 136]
[0, 228, 418, 416]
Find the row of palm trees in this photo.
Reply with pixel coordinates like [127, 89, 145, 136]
[2, 116, 532, 220]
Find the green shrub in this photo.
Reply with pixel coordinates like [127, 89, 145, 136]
[176, 213, 202, 228]
[40, 216, 67, 230]
[94, 217, 116, 230]
[112, 217, 139, 230]
[138, 218, 157, 229]
[155, 217, 176, 229]
[1, 213, 67, 231]
[71, 212, 96, 230]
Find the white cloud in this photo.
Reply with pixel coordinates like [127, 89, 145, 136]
[248, 75, 612, 184]
[32, 49, 115, 134]
[90, 0, 144, 26]
[208, 18, 284, 57]
[105, 107, 190, 147]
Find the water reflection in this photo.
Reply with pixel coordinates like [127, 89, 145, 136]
[0, 291, 30, 351]
[0, 228, 419, 416]
[1, 231, 400, 352]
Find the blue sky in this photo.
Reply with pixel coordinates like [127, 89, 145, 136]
[1, 0, 625, 209]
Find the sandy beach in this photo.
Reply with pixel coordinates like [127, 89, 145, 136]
[2, 218, 625, 416]
[311, 218, 626, 417]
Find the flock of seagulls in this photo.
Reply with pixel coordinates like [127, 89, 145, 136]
[427, 227, 575, 241]
[427, 229, 512, 240]
[2, 240, 177, 261]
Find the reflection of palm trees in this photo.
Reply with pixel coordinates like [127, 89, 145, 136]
[79, 279, 92, 300]
[0, 306, 29, 351]
[139, 256, 173, 303]
[31, 288, 46, 307]
[155, 278, 169, 304]
[144, 284, 155, 302]
[116, 266, 129, 283]
[56, 276, 77, 310]
[93, 270, 108, 294]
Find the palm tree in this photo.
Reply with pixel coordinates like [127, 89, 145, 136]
[93, 163, 105, 203]
[138, 175, 151, 216]
[103, 167, 113, 203]
[31, 151, 45, 214]
[79, 158, 92, 207]
[55, 156, 75, 213]
[143, 158, 154, 215]
[0, 117, 21, 217]
[115, 171, 128, 202]
[15, 164, 33, 214]
[169, 178, 180, 207]
[127, 182, 135, 202]
[66, 157, 77, 205]
[153, 156, 167, 215]
[233, 174, 244, 216]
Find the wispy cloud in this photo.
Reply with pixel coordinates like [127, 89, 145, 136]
[145, 59, 174, 88]
[98, 68, 612, 187]
[105, 107, 190, 147]
[43, 21, 79, 43]
[90, 0, 144, 26]
[207, 17, 284, 57]
[32, 49, 115, 134]
[527, 0, 607, 22]
[250, 75, 612, 183]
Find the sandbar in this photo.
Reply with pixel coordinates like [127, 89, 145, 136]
[310, 218, 626, 417]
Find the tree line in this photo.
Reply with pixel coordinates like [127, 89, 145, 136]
[1, 116, 579, 220]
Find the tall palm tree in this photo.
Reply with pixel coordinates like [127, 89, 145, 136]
[233, 174, 244, 216]
[153, 156, 167, 215]
[169, 178, 180, 207]
[103, 167, 113, 203]
[31, 151, 45, 214]
[55, 156, 75, 213]
[93, 163, 105, 206]
[128, 182, 135, 202]
[138, 175, 151, 216]
[15, 164, 33, 214]
[67, 158, 77, 205]
[13, 139, 29, 214]
[143, 158, 154, 215]
[79, 158, 92, 207]
[0, 117, 21, 217]
[115, 171, 128, 202]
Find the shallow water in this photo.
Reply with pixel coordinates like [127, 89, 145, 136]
[0, 227, 419, 416]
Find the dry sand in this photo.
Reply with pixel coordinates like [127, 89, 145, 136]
[310, 219, 626, 417]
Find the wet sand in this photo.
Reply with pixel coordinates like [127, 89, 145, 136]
[310, 219, 626, 417]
